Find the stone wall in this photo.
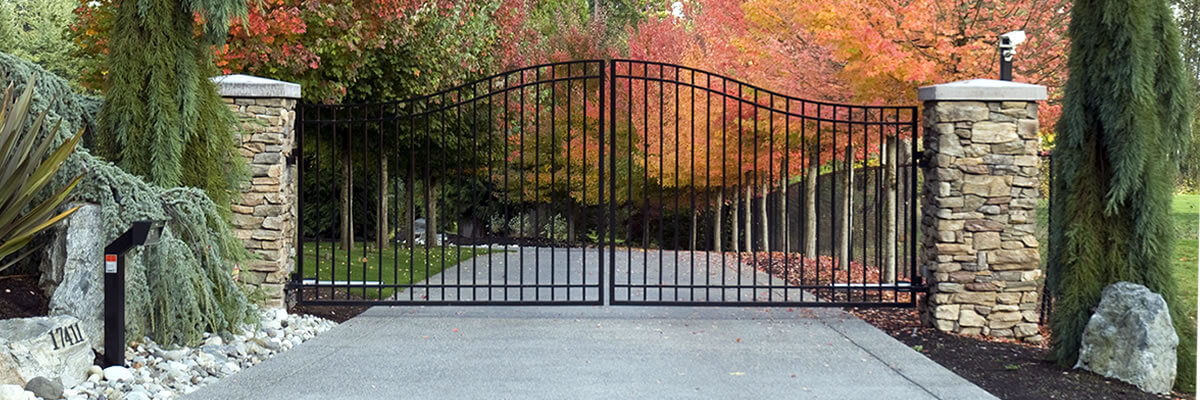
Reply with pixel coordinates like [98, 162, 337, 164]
[918, 79, 1046, 343]
[213, 75, 301, 308]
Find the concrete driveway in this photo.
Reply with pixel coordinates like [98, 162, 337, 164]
[185, 306, 997, 400]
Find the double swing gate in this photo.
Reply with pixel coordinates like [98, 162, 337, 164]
[292, 59, 922, 307]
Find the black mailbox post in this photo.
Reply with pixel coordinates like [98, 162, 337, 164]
[103, 220, 164, 367]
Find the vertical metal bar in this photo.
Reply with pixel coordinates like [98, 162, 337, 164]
[910, 108, 919, 300]
[777, 99, 787, 299]
[440, 93, 448, 301]
[815, 104, 823, 296]
[455, 90, 462, 301]
[296, 104, 305, 301]
[689, 69, 696, 302]
[627, 62, 633, 302]
[642, 62, 650, 301]
[409, 102, 416, 302]
[704, 72, 711, 301]
[673, 66, 680, 302]
[534, 67, 541, 302]
[346, 105, 353, 300]
[470, 84, 478, 300]
[831, 105, 838, 301]
[503, 74, 511, 301]
[582, 66, 590, 302]
[566, 64, 572, 301]
[427, 99, 436, 299]
[736, 84, 743, 302]
[378, 103, 385, 300]
[752, 90, 758, 302]
[601, 60, 611, 305]
[767, 93, 773, 302]
[519, 70, 526, 302]
[487, 78, 496, 302]
[721, 79, 727, 302]
[659, 64, 665, 302]
[392, 102, 399, 299]
[550, 64, 556, 301]
[799, 102, 806, 299]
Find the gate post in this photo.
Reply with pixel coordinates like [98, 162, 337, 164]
[917, 79, 1046, 343]
[212, 74, 302, 309]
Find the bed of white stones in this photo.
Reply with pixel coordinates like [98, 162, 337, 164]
[64, 309, 335, 400]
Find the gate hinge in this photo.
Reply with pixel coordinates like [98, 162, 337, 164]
[915, 152, 930, 169]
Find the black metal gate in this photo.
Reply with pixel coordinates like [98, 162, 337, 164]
[291, 60, 921, 307]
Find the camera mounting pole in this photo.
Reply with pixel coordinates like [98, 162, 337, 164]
[998, 30, 1026, 81]
[103, 220, 165, 367]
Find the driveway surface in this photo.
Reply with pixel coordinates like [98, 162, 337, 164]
[185, 306, 997, 400]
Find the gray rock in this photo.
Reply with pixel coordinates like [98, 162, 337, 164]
[0, 316, 93, 388]
[24, 376, 63, 399]
[101, 366, 133, 383]
[123, 390, 151, 400]
[153, 349, 186, 362]
[39, 203, 106, 352]
[1076, 282, 1178, 394]
[0, 384, 33, 400]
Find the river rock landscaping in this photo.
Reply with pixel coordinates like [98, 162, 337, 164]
[51, 309, 335, 400]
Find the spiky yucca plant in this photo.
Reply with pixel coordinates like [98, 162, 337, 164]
[0, 75, 84, 272]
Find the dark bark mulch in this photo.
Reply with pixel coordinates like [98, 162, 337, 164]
[286, 288, 371, 323]
[849, 306, 1187, 400]
[0, 275, 48, 319]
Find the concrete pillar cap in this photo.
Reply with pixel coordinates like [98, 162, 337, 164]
[211, 74, 301, 99]
[918, 79, 1046, 102]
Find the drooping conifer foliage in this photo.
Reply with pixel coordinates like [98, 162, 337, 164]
[94, 0, 245, 209]
[1049, 0, 1194, 390]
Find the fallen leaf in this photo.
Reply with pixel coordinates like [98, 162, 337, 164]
[735, 338, 741, 343]
[452, 328, 459, 333]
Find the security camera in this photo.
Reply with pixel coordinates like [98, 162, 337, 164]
[999, 31, 1026, 61]
[999, 31, 1026, 47]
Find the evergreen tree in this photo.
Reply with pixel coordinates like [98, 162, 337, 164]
[1174, 0, 1200, 190]
[94, 0, 245, 209]
[1050, 0, 1193, 389]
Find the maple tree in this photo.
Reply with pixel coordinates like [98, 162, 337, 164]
[744, 0, 1070, 133]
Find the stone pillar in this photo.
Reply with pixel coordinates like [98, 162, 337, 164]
[212, 74, 301, 308]
[917, 79, 1047, 343]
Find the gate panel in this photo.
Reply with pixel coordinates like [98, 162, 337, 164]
[606, 60, 920, 306]
[294, 60, 607, 305]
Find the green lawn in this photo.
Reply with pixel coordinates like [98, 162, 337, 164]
[299, 241, 496, 299]
[1172, 194, 1198, 392]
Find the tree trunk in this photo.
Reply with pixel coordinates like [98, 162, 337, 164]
[340, 135, 353, 250]
[405, 167, 416, 248]
[567, 203, 577, 243]
[732, 187, 740, 253]
[425, 179, 439, 248]
[779, 163, 788, 254]
[691, 208, 698, 251]
[713, 189, 723, 252]
[743, 184, 752, 252]
[378, 152, 388, 251]
[885, 136, 898, 284]
[839, 146, 853, 271]
[805, 152, 817, 260]
[759, 181, 769, 252]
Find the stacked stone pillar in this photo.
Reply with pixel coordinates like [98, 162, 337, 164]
[918, 79, 1047, 343]
[212, 74, 301, 308]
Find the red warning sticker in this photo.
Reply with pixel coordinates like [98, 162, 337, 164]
[105, 254, 117, 273]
